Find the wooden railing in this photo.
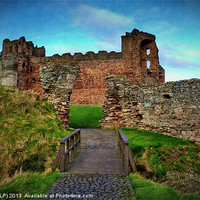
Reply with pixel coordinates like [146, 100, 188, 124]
[52, 129, 81, 173]
[118, 129, 137, 174]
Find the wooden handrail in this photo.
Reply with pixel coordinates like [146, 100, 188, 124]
[118, 129, 136, 174]
[52, 129, 81, 172]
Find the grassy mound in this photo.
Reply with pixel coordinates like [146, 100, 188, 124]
[0, 87, 73, 181]
[69, 105, 104, 128]
[122, 128, 200, 195]
[0, 171, 60, 197]
[122, 128, 200, 178]
[129, 174, 200, 200]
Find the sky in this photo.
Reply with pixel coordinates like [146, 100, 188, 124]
[0, 0, 199, 82]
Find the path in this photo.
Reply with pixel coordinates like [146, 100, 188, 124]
[46, 129, 136, 200]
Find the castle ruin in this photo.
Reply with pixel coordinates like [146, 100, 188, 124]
[0, 29, 165, 106]
[0, 29, 199, 143]
[69, 29, 165, 105]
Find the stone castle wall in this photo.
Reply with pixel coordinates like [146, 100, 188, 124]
[50, 51, 123, 105]
[0, 29, 165, 106]
[51, 29, 165, 105]
[1, 36, 45, 57]
[0, 53, 18, 88]
[0, 37, 80, 127]
[101, 74, 200, 143]
[0, 30, 199, 134]
[40, 60, 80, 127]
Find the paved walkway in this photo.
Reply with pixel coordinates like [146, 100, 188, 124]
[46, 129, 136, 200]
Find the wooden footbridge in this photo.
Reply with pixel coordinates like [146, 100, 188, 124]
[52, 129, 136, 175]
[47, 129, 137, 199]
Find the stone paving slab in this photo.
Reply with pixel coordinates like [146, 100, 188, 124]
[46, 174, 135, 200]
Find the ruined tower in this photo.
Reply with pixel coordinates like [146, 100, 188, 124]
[121, 29, 165, 85]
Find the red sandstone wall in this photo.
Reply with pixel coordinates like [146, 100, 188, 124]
[70, 59, 129, 105]
[122, 29, 164, 85]
[17, 55, 45, 98]
[1, 37, 45, 57]
[1, 36, 46, 98]
[70, 29, 164, 105]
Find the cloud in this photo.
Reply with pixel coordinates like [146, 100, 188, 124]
[165, 66, 200, 82]
[45, 44, 80, 56]
[143, 20, 180, 38]
[74, 4, 135, 29]
[186, 50, 200, 57]
[94, 40, 120, 52]
[68, 4, 135, 50]
[158, 42, 200, 70]
[160, 55, 199, 70]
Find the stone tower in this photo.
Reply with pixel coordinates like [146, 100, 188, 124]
[121, 29, 164, 85]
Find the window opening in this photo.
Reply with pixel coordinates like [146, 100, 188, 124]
[136, 114, 143, 120]
[146, 48, 150, 55]
[22, 62, 26, 69]
[163, 94, 171, 99]
[146, 60, 150, 68]
[32, 78, 36, 83]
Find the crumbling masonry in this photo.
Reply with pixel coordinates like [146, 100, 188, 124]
[0, 36, 80, 127]
[69, 29, 165, 105]
[0, 29, 199, 142]
[100, 74, 200, 144]
[0, 29, 165, 104]
[0, 29, 165, 126]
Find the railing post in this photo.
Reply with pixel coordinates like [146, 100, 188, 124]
[53, 129, 81, 172]
[52, 146, 61, 172]
[78, 130, 81, 150]
[65, 139, 70, 167]
[71, 137, 74, 160]
[60, 141, 65, 173]
[124, 142, 129, 174]
[75, 133, 78, 154]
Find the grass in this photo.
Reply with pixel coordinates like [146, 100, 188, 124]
[129, 173, 200, 200]
[122, 128, 200, 178]
[0, 87, 73, 182]
[69, 105, 104, 128]
[0, 171, 60, 199]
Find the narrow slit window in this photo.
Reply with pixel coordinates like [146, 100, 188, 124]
[146, 48, 150, 55]
[146, 60, 150, 68]
[22, 62, 26, 69]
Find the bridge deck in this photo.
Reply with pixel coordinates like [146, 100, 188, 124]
[65, 129, 124, 174]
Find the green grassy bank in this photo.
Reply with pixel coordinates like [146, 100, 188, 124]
[129, 173, 200, 200]
[122, 128, 200, 178]
[0, 87, 73, 195]
[122, 128, 200, 198]
[69, 104, 104, 128]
